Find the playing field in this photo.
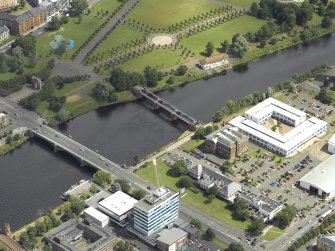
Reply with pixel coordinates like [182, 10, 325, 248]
[117, 48, 188, 72]
[87, 24, 146, 63]
[126, 0, 223, 28]
[180, 15, 266, 58]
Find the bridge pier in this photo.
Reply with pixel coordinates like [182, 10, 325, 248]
[53, 144, 59, 152]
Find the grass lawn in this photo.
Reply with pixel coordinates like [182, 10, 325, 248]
[308, 12, 323, 25]
[180, 15, 267, 58]
[219, 0, 258, 7]
[181, 139, 205, 152]
[35, 0, 122, 59]
[136, 160, 250, 229]
[115, 91, 135, 102]
[88, 24, 146, 62]
[10, 0, 31, 14]
[117, 48, 187, 72]
[213, 238, 229, 249]
[263, 226, 285, 241]
[178, 130, 191, 140]
[126, 0, 222, 28]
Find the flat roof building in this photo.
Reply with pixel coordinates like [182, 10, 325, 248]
[98, 191, 138, 226]
[46, 219, 117, 251]
[317, 235, 335, 251]
[238, 190, 283, 222]
[299, 155, 335, 199]
[83, 207, 109, 228]
[134, 186, 179, 236]
[228, 98, 327, 156]
[328, 134, 335, 154]
[156, 227, 187, 251]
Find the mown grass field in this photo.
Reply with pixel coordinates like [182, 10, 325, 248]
[180, 15, 267, 58]
[35, 0, 122, 59]
[136, 160, 250, 229]
[126, 0, 223, 28]
[181, 139, 205, 152]
[220, 0, 259, 7]
[116, 48, 188, 72]
[87, 24, 146, 62]
[263, 226, 285, 241]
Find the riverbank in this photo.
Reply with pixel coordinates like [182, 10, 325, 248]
[0, 136, 29, 156]
[42, 25, 335, 127]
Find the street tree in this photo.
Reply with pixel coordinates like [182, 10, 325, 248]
[226, 243, 245, 251]
[71, 0, 88, 16]
[170, 160, 187, 177]
[190, 218, 202, 229]
[177, 176, 193, 188]
[247, 219, 265, 236]
[132, 189, 146, 200]
[203, 227, 215, 241]
[115, 179, 131, 193]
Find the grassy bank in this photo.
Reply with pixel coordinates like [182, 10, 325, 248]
[0, 136, 29, 156]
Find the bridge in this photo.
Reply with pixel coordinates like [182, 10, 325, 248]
[132, 86, 200, 130]
[32, 125, 124, 172]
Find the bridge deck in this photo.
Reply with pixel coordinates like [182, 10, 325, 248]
[133, 86, 199, 127]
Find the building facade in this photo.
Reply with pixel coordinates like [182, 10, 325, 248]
[40, 0, 59, 21]
[0, 25, 9, 44]
[156, 228, 187, 251]
[83, 207, 109, 228]
[0, 13, 15, 30]
[12, 7, 46, 35]
[205, 126, 249, 160]
[198, 54, 229, 70]
[0, 0, 18, 11]
[328, 134, 335, 154]
[317, 235, 335, 251]
[134, 187, 179, 236]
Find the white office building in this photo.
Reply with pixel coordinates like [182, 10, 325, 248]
[83, 206, 109, 228]
[328, 134, 335, 154]
[228, 98, 327, 156]
[98, 191, 138, 226]
[134, 186, 179, 236]
[299, 154, 335, 199]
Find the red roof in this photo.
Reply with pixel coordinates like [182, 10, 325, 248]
[199, 54, 226, 65]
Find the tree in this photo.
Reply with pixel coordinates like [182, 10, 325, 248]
[132, 189, 146, 200]
[166, 76, 174, 85]
[12, 35, 36, 58]
[207, 184, 219, 197]
[221, 161, 233, 174]
[275, 205, 296, 229]
[175, 65, 188, 76]
[221, 40, 230, 53]
[55, 40, 67, 56]
[43, 243, 53, 251]
[110, 182, 122, 193]
[20, 232, 33, 250]
[205, 42, 214, 56]
[143, 66, 158, 87]
[92, 170, 112, 187]
[247, 219, 265, 236]
[266, 86, 274, 97]
[5, 135, 12, 145]
[203, 227, 215, 241]
[323, 79, 330, 88]
[170, 160, 187, 177]
[48, 16, 61, 30]
[92, 81, 117, 102]
[250, 2, 259, 16]
[69, 196, 85, 215]
[177, 176, 193, 188]
[90, 184, 98, 194]
[12, 46, 25, 65]
[226, 243, 245, 251]
[71, 0, 88, 16]
[35, 221, 46, 236]
[317, 88, 333, 104]
[56, 109, 70, 122]
[116, 240, 133, 251]
[321, 16, 332, 28]
[115, 179, 131, 193]
[194, 126, 206, 139]
[230, 35, 249, 58]
[190, 218, 202, 229]
[229, 197, 250, 221]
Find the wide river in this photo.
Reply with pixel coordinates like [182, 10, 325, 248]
[1, 34, 335, 230]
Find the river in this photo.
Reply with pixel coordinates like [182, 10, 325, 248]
[1, 34, 335, 230]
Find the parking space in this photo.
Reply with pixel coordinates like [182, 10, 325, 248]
[184, 236, 223, 251]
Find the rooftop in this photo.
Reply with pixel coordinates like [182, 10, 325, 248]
[83, 207, 109, 222]
[199, 53, 226, 65]
[98, 191, 138, 216]
[319, 235, 335, 248]
[299, 154, 335, 193]
[328, 134, 335, 146]
[135, 186, 178, 211]
[156, 227, 187, 245]
[15, 6, 45, 23]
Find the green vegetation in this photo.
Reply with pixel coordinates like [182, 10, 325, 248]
[212, 238, 229, 249]
[116, 48, 187, 72]
[226, 243, 245, 251]
[222, 0, 258, 7]
[178, 130, 191, 140]
[181, 139, 205, 152]
[180, 15, 266, 58]
[0, 134, 29, 156]
[263, 226, 285, 241]
[274, 204, 296, 229]
[136, 160, 250, 229]
[92, 170, 112, 187]
[126, 0, 221, 28]
[35, 0, 122, 59]
[87, 24, 146, 63]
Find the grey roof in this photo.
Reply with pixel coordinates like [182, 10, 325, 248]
[156, 227, 187, 245]
[0, 13, 16, 21]
[318, 235, 335, 248]
[238, 191, 282, 214]
[206, 126, 248, 147]
[15, 6, 45, 23]
[220, 182, 241, 196]
[0, 26, 9, 35]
